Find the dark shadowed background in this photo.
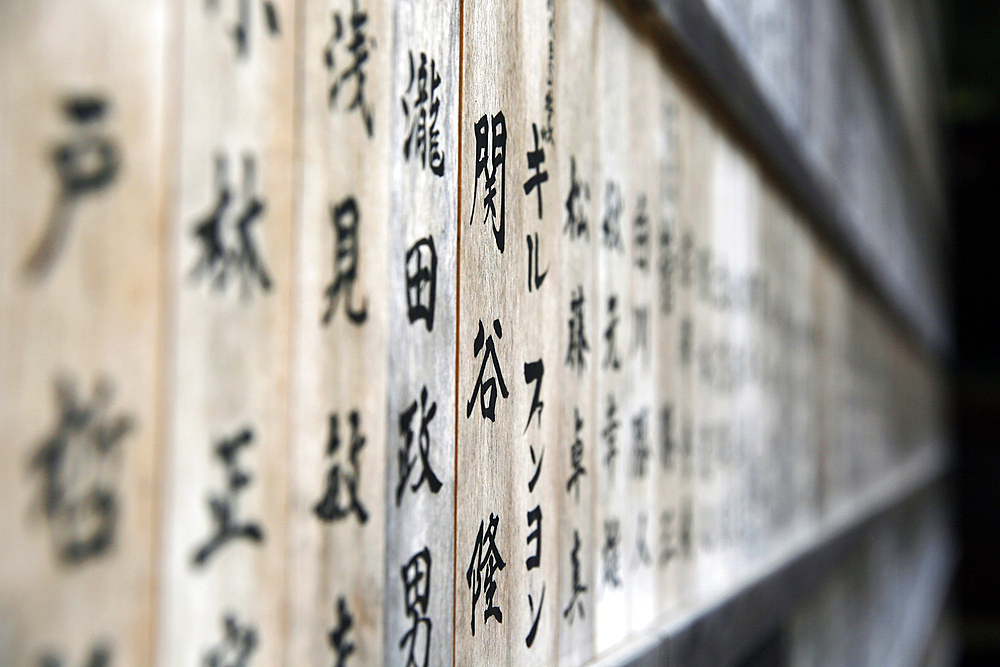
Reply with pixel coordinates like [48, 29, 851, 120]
[944, 1, 1000, 664]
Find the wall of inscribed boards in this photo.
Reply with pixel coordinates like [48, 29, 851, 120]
[0, 1, 947, 666]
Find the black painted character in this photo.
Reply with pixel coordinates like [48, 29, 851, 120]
[401, 51, 444, 176]
[631, 408, 650, 479]
[602, 519, 621, 588]
[523, 359, 544, 432]
[405, 236, 437, 331]
[523, 123, 548, 219]
[680, 499, 693, 558]
[565, 286, 590, 372]
[632, 306, 649, 360]
[466, 513, 506, 635]
[323, 196, 368, 325]
[602, 394, 619, 473]
[25, 95, 120, 279]
[659, 405, 675, 470]
[400, 547, 433, 667]
[205, 0, 280, 58]
[468, 111, 507, 252]
[325, 0, 375, 136]
[634, 512, 652, 567]
[681, 418, 694, 479]
[328, 596, 356, 667]
[527, 445, 543, 494]
[315, 411, 368, 524]
[633, 194, 650, 270]
[30, 375, 132, 565]
[397, 386, 442, 505]
[525, 583, 545, 648]
[563, 156, 589, 241]
[189, 153, 272, 299]
[466, 319, 509, 422]
[524, 494, 544, 648]
[658, 509, 678, 565]
[525, 506, 542, 571]
[601, 181, 623, 251]
[562, 529, 587, 623]
[680, 318, 693, 367]
[193, 428, 264, 566]
[203, 613, 257, 667]
[38, 643, 112, 667]
[526, 233, 548, 293]
[566, 408, 586, 500]
[603, 295, 621, 371]
[658, 222, 675, 314]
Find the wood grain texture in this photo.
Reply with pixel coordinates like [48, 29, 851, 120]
[654, 63, 683, 622]
[286, 0, 391, 665]
[0, 2, 169, 665]
[624, 31, 661, 638]
[663, 74, 702, 614]
[383, 1, 461, 666]
[672, 80, 713, 608]
[553, 0, 599, 663]
[454, 0, 561, 663]
[157, 1, 296, 665]
[593, 1, 633, 654]
[756, 181, 801, 565]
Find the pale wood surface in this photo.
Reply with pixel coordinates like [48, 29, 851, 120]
[674, 82, 714, 607]
[665, 75, 704, 613]
[383, 1, 461, 666]
[593, 1, 633, 653]
[554, 0, 600, 663]
[157, 1, 296, 666]
[454, 0, 562, 663]
[286, 0, 391, 665]
[0, 2, 169, 665]
[654, 62, 683, 622]
[624, 31, 661, 637]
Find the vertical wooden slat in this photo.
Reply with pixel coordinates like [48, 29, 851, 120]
[699, 129, 753, 591]
[756, 182, 790, 562]
[383, 1, 461, 666]
[519, 0, 563, 660]
[812, 245, 839, 518]
[0, 1, 169, 665]
[286, 0, 391, 665]
[593, 1, 633, 652]
[157, 1, 296, 665]
[717, 136, 762, 578]
[554, 0, 599, 663]
[789, 210, 820, 544]
[654, 62, 683, 621]
[454, 0, 560, 662]
[625, 31, 661, 636]
[670, 75, 708, 611]
[673, 88, 714, 606]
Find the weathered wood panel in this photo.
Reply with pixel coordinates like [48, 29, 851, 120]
[554, 0, 600, 663]
[157, 1, 296, 665]
[383, 1, 461, 666]
[286, 0, 391, 665]
[593, 0, 634, 653]
[0, 2, 169, 665]
[454, 0, 561, 663]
